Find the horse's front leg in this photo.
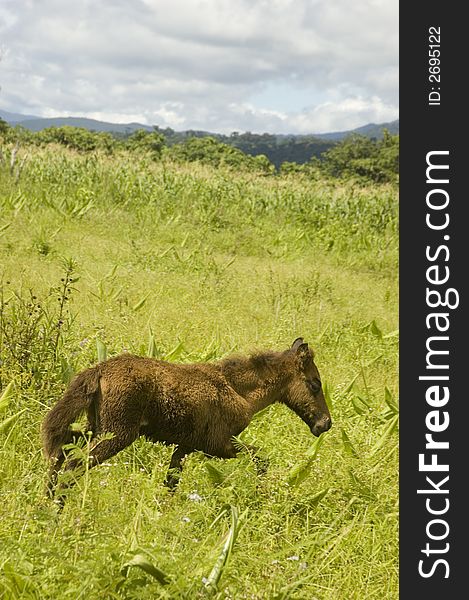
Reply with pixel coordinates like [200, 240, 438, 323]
[164, 445, 192, 490]
[237, 443, 269, 475]
[214, 440, 269, 475]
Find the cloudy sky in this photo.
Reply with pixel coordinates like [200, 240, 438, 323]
[0, 0, 398, 134]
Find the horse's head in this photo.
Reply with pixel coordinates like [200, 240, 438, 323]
[283, 338, 332, 437]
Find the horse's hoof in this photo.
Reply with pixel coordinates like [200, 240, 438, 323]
[254, 456, 270, 475]
[164, 476, 179, 491]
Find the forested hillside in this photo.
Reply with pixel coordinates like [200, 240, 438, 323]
[0, 118, 399, 183]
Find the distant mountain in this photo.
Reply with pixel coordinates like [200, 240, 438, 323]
[0, 111, 154, 134]
[313, 120, 399, 141]
[0, 108, 399, 167]
[0, 109, 40, 123]
[1, 108, 399, 140]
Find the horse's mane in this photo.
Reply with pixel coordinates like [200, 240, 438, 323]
[220, 350, 289, 376]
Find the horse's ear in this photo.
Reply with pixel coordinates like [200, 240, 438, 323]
[296, 342, 309, 356]
[294, 342, 310, 367]
[291, 337, 304, 352]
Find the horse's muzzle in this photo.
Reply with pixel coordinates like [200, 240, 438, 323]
[310, 416, 332, 437]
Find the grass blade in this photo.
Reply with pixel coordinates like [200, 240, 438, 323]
[369, 319, 382, 338]
[370, 414, 399, 456]
[204, 505, 246, 592]
[104, 264, 119, 280]
[341, 428, 359, 458]
[0, 408, 27, 435]
[384, 386, 399, 415]
[364, 353, 383, 368]
[132, 293, 150, 312]
[121, 553, 170, 586]
[60, 359, 75, 385]
[205, 462, 226, 486]
[351, 395, 369, 415]
[322, 381, 333, 416]
[147, 330, 158, 357]
[96, 339, 107, 363]
[0, 381, 15, 413]
[308, 487, 330, 508]
[164, 340, 185, 361]
[287, 433, 327, 487]
[344, 373, 359, 395]
[348, 469, 377, 501]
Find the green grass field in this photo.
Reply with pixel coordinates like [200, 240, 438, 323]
[0, 146, 398, 599]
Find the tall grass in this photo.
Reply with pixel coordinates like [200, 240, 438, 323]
[1, 147, 397, 270]
[0, 144, 397, 599]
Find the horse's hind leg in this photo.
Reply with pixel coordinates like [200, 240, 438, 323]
[164, 445, 192, 490]
[46, 428, 96, 500]
[84, 402, 143, 468]
[86, 428, 139, 468]
[46, 454, 66, 500]
[56, 412, 141, 502]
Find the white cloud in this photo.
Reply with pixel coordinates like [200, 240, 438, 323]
[0, 0, 398, 133]
[290, 96, 398, 134]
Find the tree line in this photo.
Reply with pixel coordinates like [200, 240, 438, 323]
[0, 117, 398, 184]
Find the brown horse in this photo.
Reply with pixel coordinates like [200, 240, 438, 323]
[42, 337, 331, 499]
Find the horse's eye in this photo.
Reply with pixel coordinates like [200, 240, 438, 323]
[308, 379, 321, 394]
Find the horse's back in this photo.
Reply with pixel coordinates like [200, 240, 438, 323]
[96, 353, 250, 440]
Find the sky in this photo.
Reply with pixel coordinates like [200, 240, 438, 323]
[0, 0, 398, 135]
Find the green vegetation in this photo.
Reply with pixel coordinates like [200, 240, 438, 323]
[221, 132, 335, 169]
[317, 131, 399, 184]
[165, 136, 275, 173]
[2, 120, 399, 183]
[0, 138, 398, 599]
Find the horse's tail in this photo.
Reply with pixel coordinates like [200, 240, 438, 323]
[42, 366, 101, 460]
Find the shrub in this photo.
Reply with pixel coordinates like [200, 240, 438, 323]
[319, 130, 399, 183]
[36, 126, 117, 154]
[125, 129, 166, 159]
[167, 136, 274, 173]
